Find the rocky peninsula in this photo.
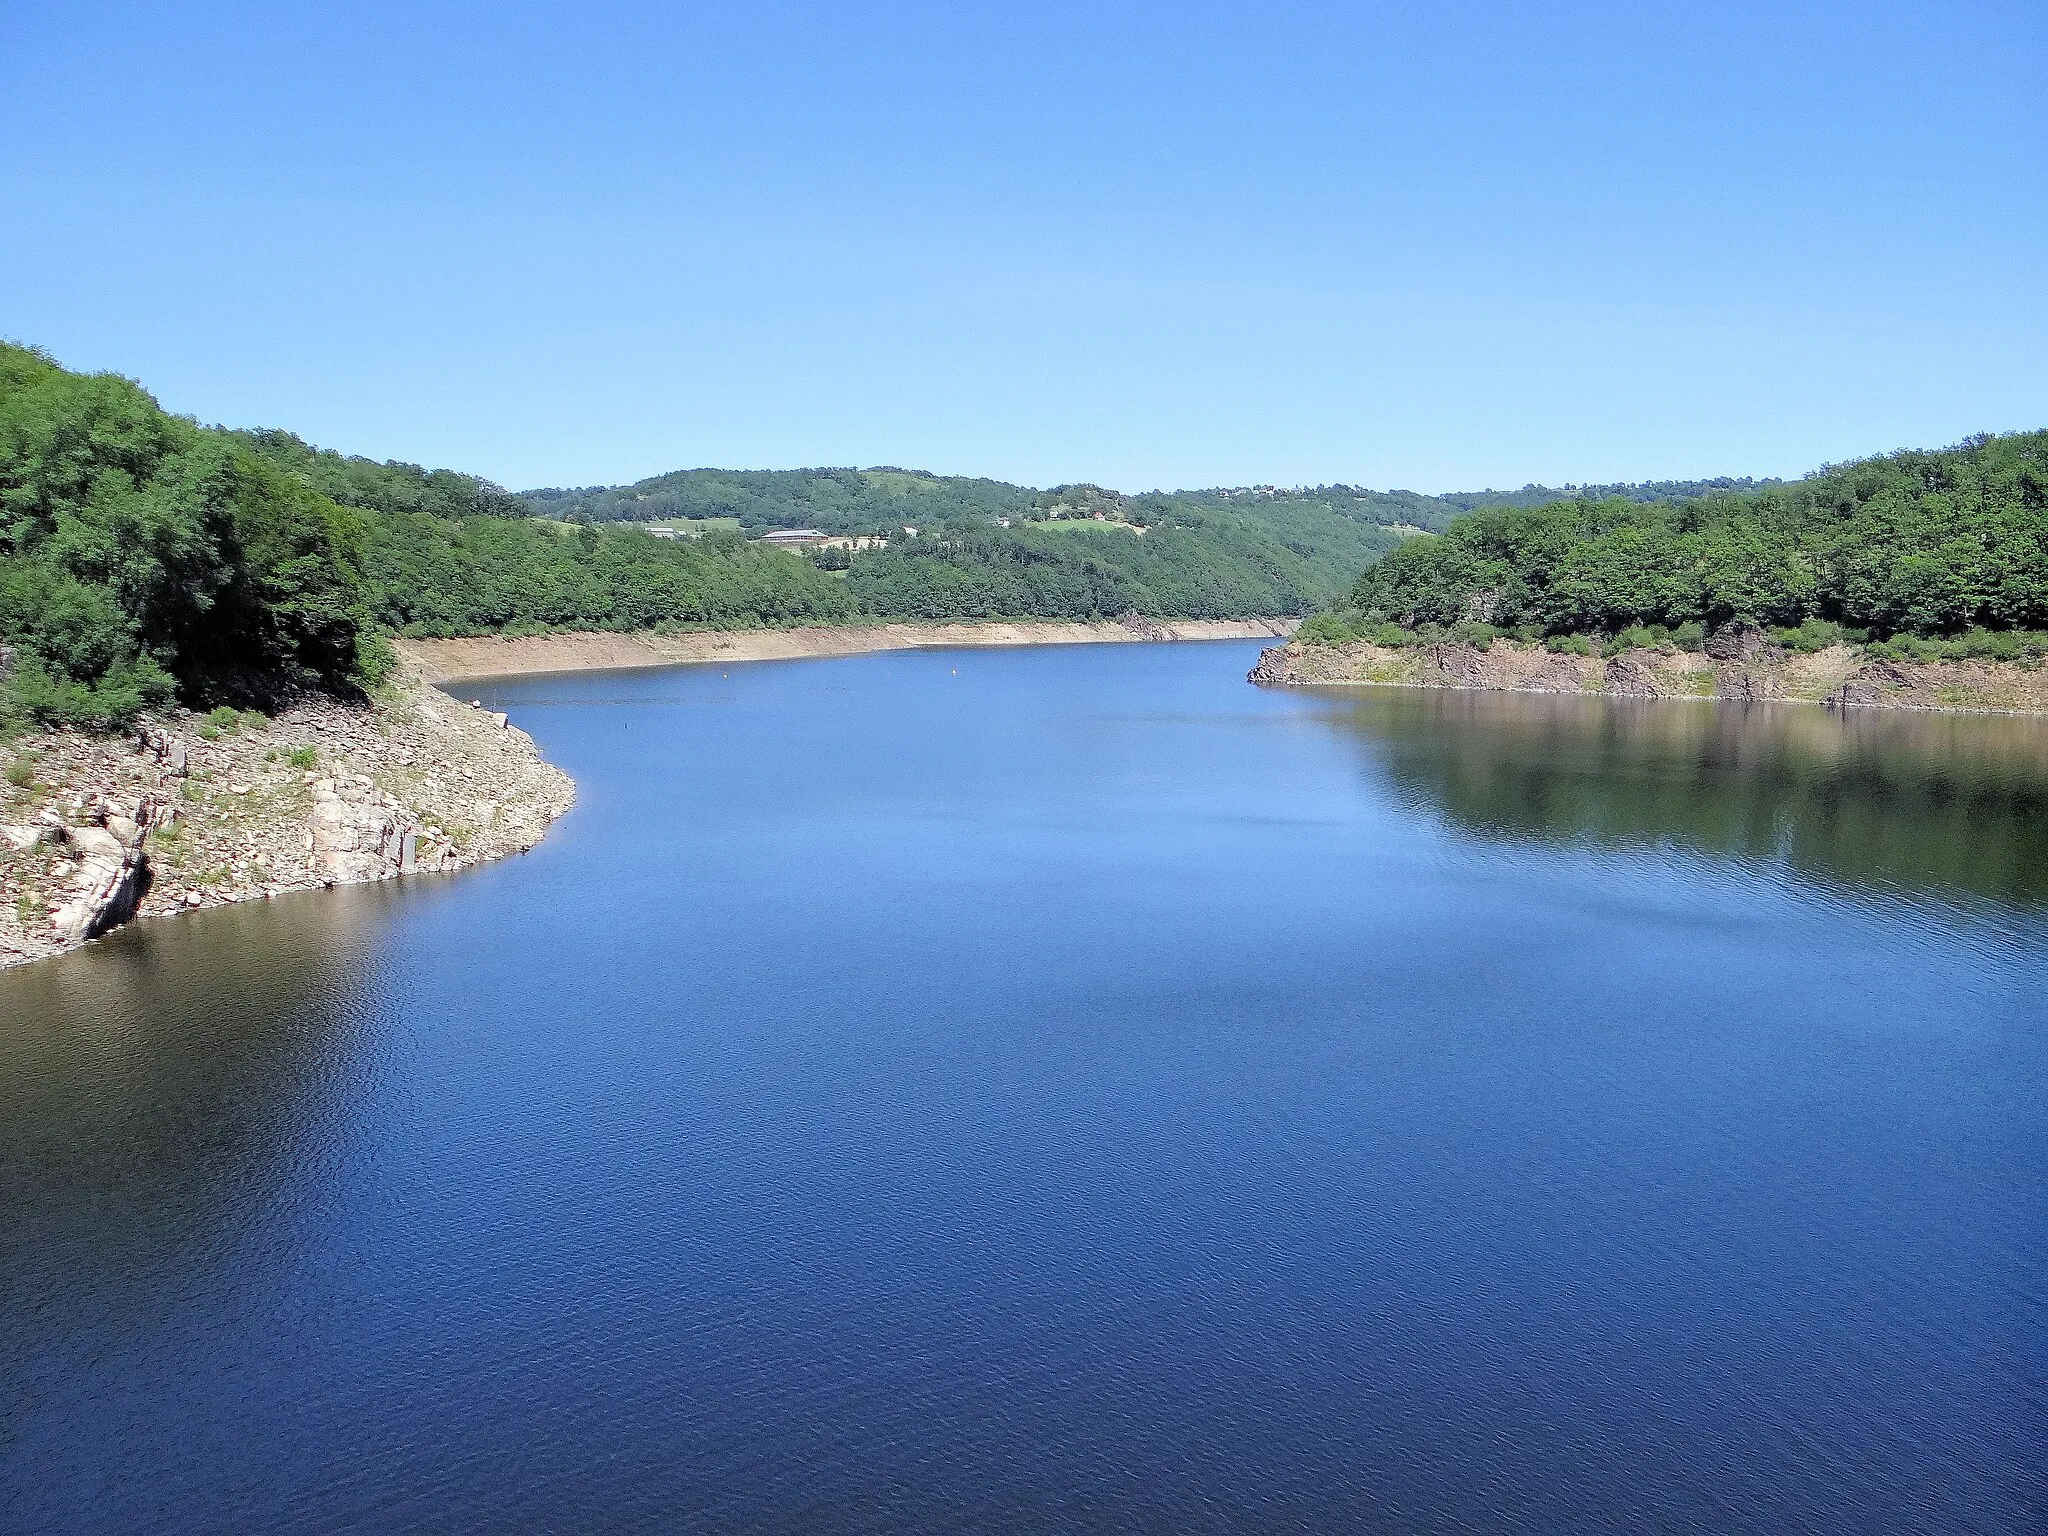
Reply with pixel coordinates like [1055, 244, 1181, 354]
[1250, 630, 2048, 714]
[0, 659, 575, 971]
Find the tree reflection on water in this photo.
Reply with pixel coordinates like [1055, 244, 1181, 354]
[1316, 689, 2048, 909]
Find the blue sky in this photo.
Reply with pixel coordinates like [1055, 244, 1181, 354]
[4, 1, 2041, 493]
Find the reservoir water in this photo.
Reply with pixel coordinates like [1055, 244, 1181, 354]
[4, 639, 2046, 1532]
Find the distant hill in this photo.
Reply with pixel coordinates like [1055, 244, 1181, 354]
[521, 467, 1782, 539]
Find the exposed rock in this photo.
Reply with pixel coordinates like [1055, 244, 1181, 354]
[2, 659, 574, 970]
[1604, 653, 1663, 697]
[1828, 676, 1886, 709]
[1252, 637, 2048, 716]
[1247, 646, 1296, 686]
[46, 796, 159, 946]
[1705, 623, 1770, 662]
[139, 726, 189, 776]
[308, 774, 459, 883]
[1825, 663, 1909, 709]
[1425, 643, 1492, 687]
[1716, 666, 1776, 703]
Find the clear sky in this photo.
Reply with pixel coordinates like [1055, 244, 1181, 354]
[4, 1, 2042, 493]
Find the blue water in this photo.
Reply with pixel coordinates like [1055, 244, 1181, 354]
[4, 640, 2046, 1532]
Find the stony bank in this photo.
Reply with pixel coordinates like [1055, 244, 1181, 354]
[0, 662, 574, 971]
[1249, 630, 2048, 714]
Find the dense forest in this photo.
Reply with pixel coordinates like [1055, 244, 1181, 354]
[350, 511, 1371, 635]
[227, 428, 526, 520]
[523, 464, 1769, 539]
[0, 344, 384, 728]
[358, 514, 856, 635]
[1305, 431, 2048, 657]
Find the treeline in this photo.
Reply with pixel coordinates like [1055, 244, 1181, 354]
[842, 520, 1348, 622]
[353, 515, 1374, 637]
[228, 429, 526, 520]
[525, 464, 1779, 540]
[359, 516, 855, 634]
[523, 466, 1033, 533]
[1310, 432, 2048, 647]
[0, 344, 383, 729]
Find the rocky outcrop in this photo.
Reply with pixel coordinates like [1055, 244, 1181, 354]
[1603, 653, 1663, 697]
[1704, 623, 1770, 662]
[1822, 661, 1917, 710]
[1, 664, 575, 970]
[140, 725, 189, 777]
[47, 793, 163, 946]
[1250, 637, 2048, 715]
[306, 774, 471, 883]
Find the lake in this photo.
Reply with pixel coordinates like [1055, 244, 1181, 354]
[4, 639, 2045, 1533]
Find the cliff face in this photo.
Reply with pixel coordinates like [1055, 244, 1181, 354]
[0, 664, 574, 970]
[1248, 639, 2048, 715]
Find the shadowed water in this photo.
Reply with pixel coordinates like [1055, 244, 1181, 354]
[4, 642, 2045, 1532]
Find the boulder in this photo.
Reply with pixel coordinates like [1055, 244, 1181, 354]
[139, 726, 189, 777]
[1604, 654, 1663, 697]
[46, 803, 160, 947]
[1705, 623, 1770, 662]
[1717, 666, 1776, 703]
[310, 776, 418, 883]
[1425, 643, 1491, 687]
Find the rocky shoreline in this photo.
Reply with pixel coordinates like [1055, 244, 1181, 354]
[0, 662, 575, 971]
[1248, 634, 2048, 714]
[398, 616, 1299, 683]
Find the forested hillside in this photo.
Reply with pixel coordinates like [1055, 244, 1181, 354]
[0, 344, 383, 728]
[523, 465, 1770, 538]
[523, 466, 1033, 532]
[359, 515, 856, 635]
[230, 429, 525, 519]
[1306, 432, 2048, 656]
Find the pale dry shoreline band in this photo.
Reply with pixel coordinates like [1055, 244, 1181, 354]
[396, 617, 1300, 684]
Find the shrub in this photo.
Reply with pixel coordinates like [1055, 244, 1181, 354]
[1773, 618, 1845, 653]
[1605, 623, 1669, 656]
[1294, 611, 1359, 646]
[1544, 633, 1598, 656]
[1671, 621, 1707, 652]
[1864, 628, 2048, 665]
[3, 655, 175, 731]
